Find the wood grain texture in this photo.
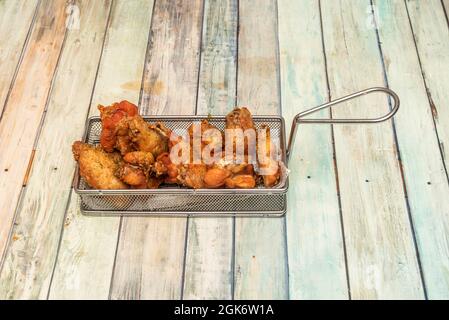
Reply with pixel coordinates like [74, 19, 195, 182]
[442, 0, 449, 27]
[0, 0, 112, 299]
[48, 0, 154, 300]
[278, 0, 348, 299]
[183, 0, 237, 300]
[234, 0, 288, 299]
[320, 0, 424, 299]
[376, 0, 449, 298]
[0, 0, 67, 267]
[0, 0, 39, 117]
[109, 0, 204, 300]
[405, 0, 449, 167]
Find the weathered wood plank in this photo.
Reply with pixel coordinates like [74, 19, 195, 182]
[405, 0, 449, 167]
[277, 0, 348, 299]
[320, 0, 424, 299]
[48, 0, 154, 300]
[109, 0, 204, 300]
[233, 0, 288, 299]
[377, 0, 449, 298]
[183, 0, 237, 300]
[0, 0, 112, 299]
[0, 0, 67, 266]
[442, 0, 449, 21]
[0, 0, 39, 117]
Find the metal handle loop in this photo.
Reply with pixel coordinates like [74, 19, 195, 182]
[286, 87, 400, 162]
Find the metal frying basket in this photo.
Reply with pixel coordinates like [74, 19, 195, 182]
[73, 87, 400, 217]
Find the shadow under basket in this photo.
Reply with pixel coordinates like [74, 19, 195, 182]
[73, 87, 400, 217]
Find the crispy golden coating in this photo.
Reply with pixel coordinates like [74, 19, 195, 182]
[258, 125, 280, 187]
[99, 101, 170, 158]
[226, 107, 255, 131]
[123, 151, 154, 169]
[72, 141, 128, 190]
[225, 174, 256, 189]
[98, 101, 138, 154]
[118, 164, 147, 189]
[74, 104, 283, 190]
[203, 167, 232, 188]
[128, 117, 169, 157]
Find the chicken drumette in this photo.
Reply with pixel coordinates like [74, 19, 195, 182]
[98, 101, 170, 157]
[72, 141, 128, 189]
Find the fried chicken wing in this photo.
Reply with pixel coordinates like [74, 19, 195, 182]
[72, 141, 128, 190]
[99, 101, 170, 158]
[257, 125, 280, 187]
[123, 151, 154, 170]
[128, 118, 169, 157]
[153, 120, 224, 189]
[118, 164, 147, 189]
[75, 102, 283, 190]
[98, 101, 138, 154]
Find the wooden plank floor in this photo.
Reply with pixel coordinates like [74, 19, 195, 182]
[0, 0, 448, 299]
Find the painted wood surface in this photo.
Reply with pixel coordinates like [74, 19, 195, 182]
[0, 0, 67, 266]
[0, 0, 112, 300]
[109, 0, 204, 300]
[183, 0, 237, 300]
[405, 0, 449, 168]
[375, 0, 449, 298]
[278, 0, 348, 299]
[444, 0, 449, 17]
[320, 0, 424, 299]
[233, 0, 288, 299]
[0, 0, 447, 300]
[48, 0, 154, 300]
[0, 0, 39, 117]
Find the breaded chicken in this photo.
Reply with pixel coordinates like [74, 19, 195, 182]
[127, 117, 169, 157]
[98, 100, 170, 158]
[118, 164, 147, 189]
[72, 141, 128, 190]
[98, 101, 138, 154]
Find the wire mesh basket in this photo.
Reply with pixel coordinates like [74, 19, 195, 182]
[73, 87, 400, 217]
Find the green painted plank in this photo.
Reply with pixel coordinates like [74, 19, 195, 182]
[377, 0, 449, 298]
[0, 0, 112, 299]
[49, 0, 154, 299]
[320, 0, 424, 299]
[278, 0, 348, 299]
[234, 0, 288, 299]
[183, 0, 237, 300]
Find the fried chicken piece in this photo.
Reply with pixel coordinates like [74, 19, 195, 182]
[225, 174, 256, 189]
[183, 164, 208, 189]
[226, 107, 255, 131]
[147, 176, 164, 189]
[72, 141, 128, 190]
[123, 151, 154, 170]
[226, 107, 256, 155]
[128, 118, 169, 157]
[257, 125, 280, 187]
[203, 167, 232, 188]
[118, 164, 147, 189]
[99, 101, 170, 158]
[98, 101, 138, 154]
[153, 120, 224, 189]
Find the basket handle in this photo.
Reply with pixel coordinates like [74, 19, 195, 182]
[286, 87, 400, 162]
